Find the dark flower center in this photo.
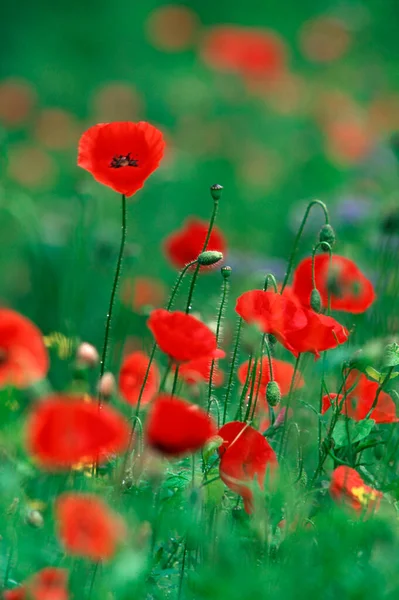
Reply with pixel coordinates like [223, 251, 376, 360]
[110, 153, 139, 169]
[0, 349, 7, 365]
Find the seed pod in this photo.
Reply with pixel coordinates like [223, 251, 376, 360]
[266, 381, 281, 407]
[319, 224, 335, 251]
[210, 183, 223, 201]
[310, 288, 322, 313]
[221, 265, 232, 279]
[197, 250, 223, 266]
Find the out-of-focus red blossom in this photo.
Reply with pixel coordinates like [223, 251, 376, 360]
[175, 349, 225, 386]
[121, 276, 166, 312]
[284, 309, 349, 358]
[323, 371, 399, 423]
[330, 466, 382, 514]
[218, 421, 277, 514]
[325, 119, 373, 165]
[26, 395, 130, 469]
[201, 26, 286, 78]
[0, 308, 49, 388]
[164, 218, 227, 270]
[4, 567, 68, 600]
[145, 394, 217, 457]
[235, 290, 307, 355]
[292, 254, 376, 314]
[119, 351, 159, 407]
[238, 357, 305, 397]
[147, 309, 218, 363]
[300, 17, 350, 63]
[77, 121, 165, 197]
[56, 493, 126, 562]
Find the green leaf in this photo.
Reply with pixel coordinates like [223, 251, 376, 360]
[351, 419, 375, 444]
[332, 421, 352, 448]
[332, 419, 375, 448]
[366, 366, 382, 382]
[383, 342, 399, 368]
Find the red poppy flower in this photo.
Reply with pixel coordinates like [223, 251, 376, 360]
[4, 568, 68, 600]
[237, 357, 305, 397]
[145, 394, 217, 457]
[323, 372, 399, 423]
[121, 276, 166, 312]
[330, 466, 382, 513]
[77, 121, 165, 197]
[119, 351, 159, 407]
[164, 218, 227, 269]
[26, 395, 130, 469]
[0, 308, 49, 388]
[284, 309, 349, 358]
[321, 392, 344, 414]
[200, 26, 286, 78]
[292, 254, 375, 313]
[147, 309, 218, 363]
[174, 349, 225, 386]
[218, 421, 277, 514]
[235, 290, 307, 354]
[56, 493, 126, 562]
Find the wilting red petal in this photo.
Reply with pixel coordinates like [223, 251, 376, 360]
[77, 121, 165, 197]
[147, 309, 218, 363]
[0, 308, 49, 388]
[119, 351, 159, 406]
[4, 568, 69, 600]
[218, 421, 277, 514]
[235, 290, 307, 354]
[56, 493, 126, 562]
[237, 357, 304, 397]
[284, 309, 349, 358]
[145, 394, 217, 457]
[176, 349, 225, 386]
[26, 395, 130, 469]
[292, 254, 375, 314]
[164, 218, 227, 270]
[330, 466, 382, 513]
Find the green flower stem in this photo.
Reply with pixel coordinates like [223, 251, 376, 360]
[278, 354, 301, 459]
[207, 276, 229, 412]
[223, 317, 242, 424]
[171, 365, 180, 397]
[244, 357, 259, 422]
[235, 351, 253, 421]
[99, 194, 127, 398]
[281, 200, 329, 293]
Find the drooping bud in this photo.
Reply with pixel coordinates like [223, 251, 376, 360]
[221, 265, 232, 279]
[76, 342, 99, 368]
[26, 509, 44, 528]
[266, 381, 281, 407]
[210, 183, 223, 201]
[310, 288, 322, 313]
[319, 224, 335, 251]
[197, 250, 223, 266]
[98, 372, 116, 400]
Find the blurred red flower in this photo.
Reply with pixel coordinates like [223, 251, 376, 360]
[284, 309, 349, 358]
[145, 394, 217, 457]
[237, 357, 305, 397]
[235, 290, 307, 354]
[0, 308, 49, 388]
[56, 493, 126, 562]
[121, 276, 166, 312]
[176, 349, 225, 386]
[164, 218, 227, 269]
[119, 351, 159, 407]
[148, 309, 218, 363]
[330, 466, 382, 513]
[77, 121, 165, 197]
[292, 254, 375, 314]
[201, 26, 286, 78]
[4, 567, 68, 600]
[323, 371, 399, 423]
[218, 421, 277, 514]
[26, 395, 130, 469]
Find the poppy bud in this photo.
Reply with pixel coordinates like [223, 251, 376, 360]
[210, 183, 223, 201]
[26, 509, 44, 528]
[266, 381, 281, 407]
[319, 224, 335, 251]
[98, 372, 116, 400]
[197, 250, 223, 266]
[221, 265, 232, 279]
[310, 288, 323, 313]
[76, 342, 99, 368]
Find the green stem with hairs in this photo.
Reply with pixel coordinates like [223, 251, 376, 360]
[278, 355, 301, 459]
[223, 317, 242, 424]
[207, 276, 229, 412]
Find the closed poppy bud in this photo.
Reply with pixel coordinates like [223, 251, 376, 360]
[197, 250, 223, 266]
[210, 183, 223, 201]
[266, 381, 281, 407]
[310, 288, 322, 313]
[319, 224, 335, 251]
[98, 372, 116, 400]
[76, 342, 99, 368]
[221, 265, 232, 279]
[26, 509, 44, 528]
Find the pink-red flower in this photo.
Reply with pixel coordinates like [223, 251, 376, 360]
[330, 466, 382, 513]
[55, 493, 126, 561]
[4, 567, 68, 600]
[119, 351, 159, 407]
[0, 308, 48, 388]
[218, 421, 277, 514]
[147, 309, 218, 363]
[164, 218, 227, 269]
[26, 395, 130, 469]
[145, 394, 217, 457]
[284, 308, 349, 358]
[292, 254, 375, 314]
[77, 121, 165, 197]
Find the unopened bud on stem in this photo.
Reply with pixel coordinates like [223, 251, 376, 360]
[319, 224, 335, 251]
[76, 342, 99, 368]
[310, 288, 322, 313]
[266, 381, 281, 407]
[210, 184, 223, 201]
[98, 372, 116, 400]
[197, 250, 223, 266]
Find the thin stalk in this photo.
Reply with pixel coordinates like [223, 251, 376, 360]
[235, 352, 253, 421]
[171, 365, 180, 397]
[278, 355, 301, 459]
[207, 277, 229, 412]
[178, 542, 188, 600]
[223, 317, 242, 423]
[365, 367, 394, 420]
